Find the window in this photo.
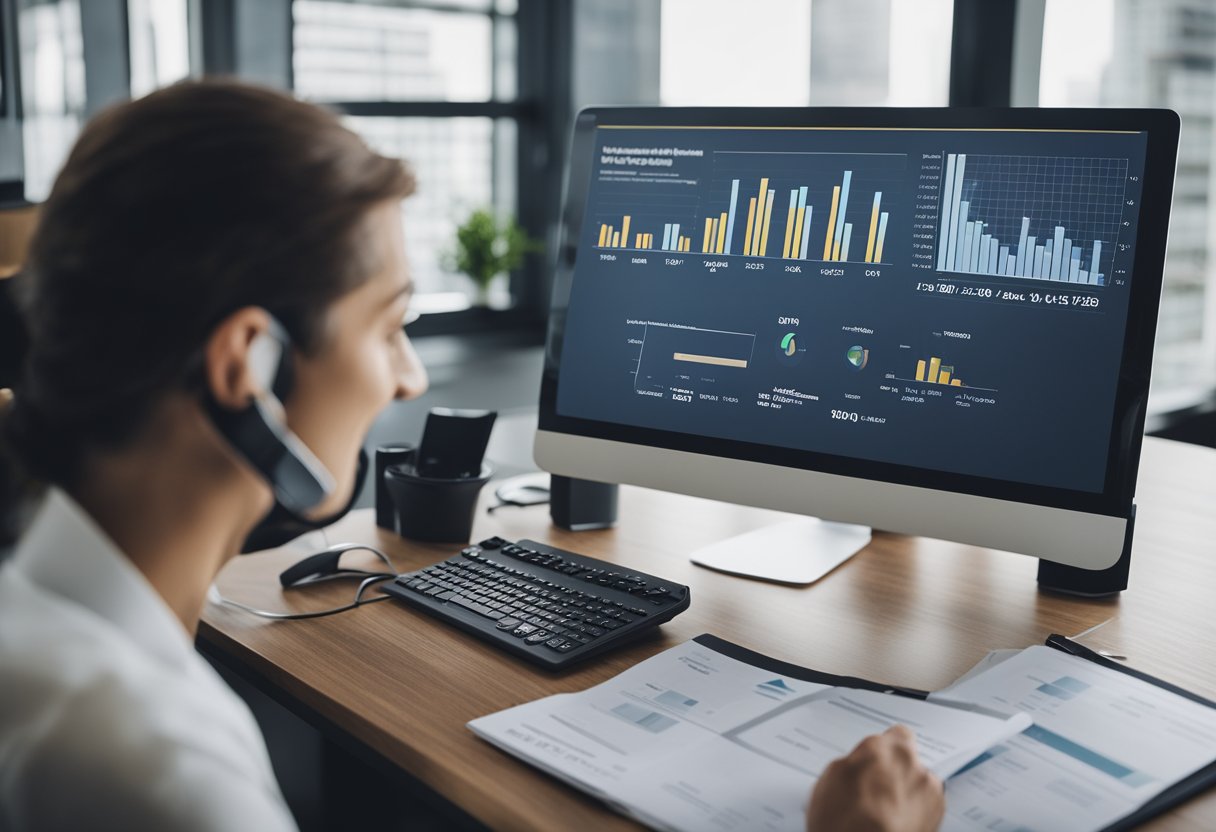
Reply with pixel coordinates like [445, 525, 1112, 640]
[1037, 0, 1216, 400]
[17, 0, 86, 202]
[293, 0, 522, 313]
[127, 0, 191, 99]
[659, 0, 954, 108]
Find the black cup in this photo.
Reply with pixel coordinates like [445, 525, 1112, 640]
[374, 444, 416, 530]
[384, 461, 493, 543]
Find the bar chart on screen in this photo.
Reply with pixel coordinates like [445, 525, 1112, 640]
[705, 151, 906, 265]
[934, 153, 1129, 287]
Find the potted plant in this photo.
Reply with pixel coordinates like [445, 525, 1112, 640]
[450, 209, 540, 307]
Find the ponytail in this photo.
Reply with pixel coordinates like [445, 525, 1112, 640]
[1, 273, 43, 546]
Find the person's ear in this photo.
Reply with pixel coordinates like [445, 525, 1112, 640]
[204, 307, 275, 409]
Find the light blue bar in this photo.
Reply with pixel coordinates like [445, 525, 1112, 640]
[979, 234, 991, 276]
[954, 201, 970, 271]
[988, 243, 999, 274]
[1051, 226, 1065, 280]
[1069, 252, 1081, 282]
[970, 223, 983, 272]
[1080, 269, 1089, 283]
[1016, 217, 1030, 276]
[671, 223, 680, 250]
[938, 154, 957, 271]
[1034, 244, 1045, 277]
[1022, 236, 1036, 276]
[786, 189, 798, 255]
[998, 245, 1009, 275]
[1061, 239, 1073, 280]
[875, 212, 888, 262]
[799, 206, 814, 259]
[947, 155, 967, 270]
[833, 171, 853, 255]
[1005, 253, 1016, 275]
[961, 221, 975, 271]
[725, 179, 740, 255]
[1044, 252, 1053, 279]
[1092, 240, 1102, 276]
[662, 224, 673, 251]
[841, 223, 853, 261]
[1096, 273, 1104, 286]
[1022, 725, 1153, 787]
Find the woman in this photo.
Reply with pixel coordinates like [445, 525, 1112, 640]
[0, 80, 942, 831]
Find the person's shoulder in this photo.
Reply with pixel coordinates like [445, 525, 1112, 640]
[0, 570, 297, 831]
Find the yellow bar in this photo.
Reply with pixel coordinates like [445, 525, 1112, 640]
[791, 206, 806, 259]
[597, 224, 608, 247]
[759, 191, 775, 256]
[939, 370, 951, 385]
[649, 234, 655, 248]
[716, 212, 728, 253]
[673, 353, 748, 369]
[680, 237, 688, 252]
[702, 218, 714, 252]
[710, 218, 719, 252]
[611, 231, 620, 247]
[864, 196, 881, 263]
[928, 357, 942, 383]
[832, 237, 842, 261]
[823, 186, 841, 260]
[634, 233, 641, 248]
[750, 178, 769, 255]
[620, 215, 631, 248]
[915, 360, 927, 381]
[743, 198, 757, 256]
[951, 379, 963, 387]
[782, 201, 796, 259]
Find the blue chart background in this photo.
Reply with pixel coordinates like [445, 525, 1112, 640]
[556, 125, 1149, 494]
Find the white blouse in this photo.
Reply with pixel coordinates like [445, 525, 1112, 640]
[0, 489, 297, 832]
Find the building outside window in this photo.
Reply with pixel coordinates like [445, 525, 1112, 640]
[1039, 0, 1216, 400]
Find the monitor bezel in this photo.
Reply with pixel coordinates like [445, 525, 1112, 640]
[538, 106, 1180, 520]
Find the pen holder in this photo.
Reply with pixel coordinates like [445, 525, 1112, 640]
[384, 461, 493, 543]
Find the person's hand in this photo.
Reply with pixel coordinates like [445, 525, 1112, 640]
[805, 724, 945, 832]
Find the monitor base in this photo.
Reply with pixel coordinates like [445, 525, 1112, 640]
[689, 517, 872, 585]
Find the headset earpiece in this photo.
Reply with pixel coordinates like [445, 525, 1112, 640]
[204, 314, 335, 514]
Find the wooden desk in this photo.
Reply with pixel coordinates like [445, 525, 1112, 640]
[200, 436, 1216, 831]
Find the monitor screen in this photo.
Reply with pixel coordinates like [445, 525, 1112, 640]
[538, 108, 1178, 567]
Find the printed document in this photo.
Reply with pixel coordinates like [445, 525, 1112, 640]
[469, 638, 1028, 832]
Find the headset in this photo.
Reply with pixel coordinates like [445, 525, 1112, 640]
[203, 315, 336, 515]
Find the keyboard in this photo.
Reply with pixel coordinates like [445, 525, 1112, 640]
[381, 537, 691, 670]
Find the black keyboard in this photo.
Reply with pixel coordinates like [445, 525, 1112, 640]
[381, 537, 691, 670]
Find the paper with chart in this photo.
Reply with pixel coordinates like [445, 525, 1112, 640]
[468, 639, 1029, 832]
[930, 645, 1216, 832]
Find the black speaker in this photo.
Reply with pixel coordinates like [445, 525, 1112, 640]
[549, 475, 618, 531]
[1037, 504, 1135, 597]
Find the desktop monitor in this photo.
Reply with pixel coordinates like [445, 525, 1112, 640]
[535, 107, 1179, 592]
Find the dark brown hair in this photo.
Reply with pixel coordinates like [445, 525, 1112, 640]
[0, 79, 415, 509]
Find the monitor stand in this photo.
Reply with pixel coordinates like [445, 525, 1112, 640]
[689, 517, 872, 585]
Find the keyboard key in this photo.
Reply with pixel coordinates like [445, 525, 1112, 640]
[511, 623, 537, 637]
[524, 630, 551, 644]
[496, 617, 522, 630]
